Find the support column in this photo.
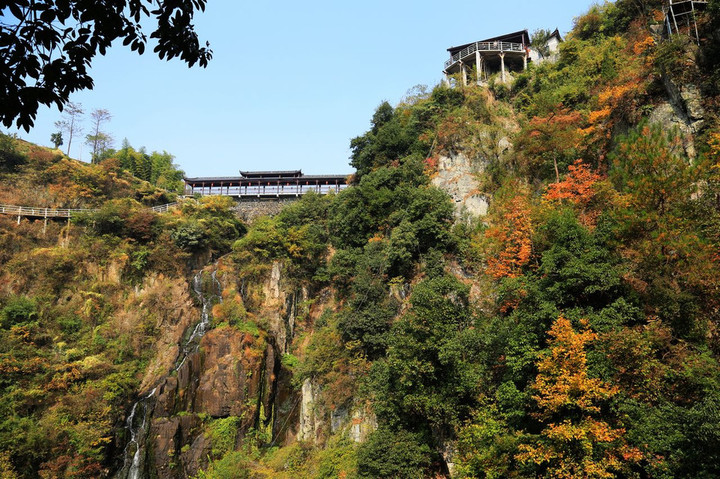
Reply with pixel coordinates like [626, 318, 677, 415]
[443, 71, 450, 86]
[692, 1, 700, 44]
[63, 217, 70, 248]
[475, 50, 482, 85]
[670, 5, 679, 34]
[523, 52, 527, 70]
[500, 53, 506, 83]
[460, 61, 467, 86]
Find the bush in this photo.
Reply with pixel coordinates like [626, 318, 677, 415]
[206, 416, 242, 459]
[0, 132, 26, 172]
[356, 427, 434, 479]
[195, 451, 251, 479]
[1, 296, 38, 328]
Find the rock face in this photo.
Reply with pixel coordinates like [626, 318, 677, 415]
[298, 378, 377, 445]
[147, 327, 274, 478]
[431, 151, 489, 221]
[297, 378, 322, 442]
[348, 405, 377, 443]
[131, 260, 307, 478]
[130, 257, 371, 477]
[262, 261, 302, 354]
[649, 76, 706, 159]
[193, 329, 273, 419]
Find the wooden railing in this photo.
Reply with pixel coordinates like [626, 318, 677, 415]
[149, 202, 179, 214]
[0, 202, 181, 219]
[0, 204, 91, 218]
[445, 41, 525, 69]
[187, 183, 348, 197]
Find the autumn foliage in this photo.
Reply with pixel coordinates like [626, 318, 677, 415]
[516, 107, 584, 181]
[517, 317, 641, 478]
[485, 188, 534, 279]
[545, 160, 605, 227]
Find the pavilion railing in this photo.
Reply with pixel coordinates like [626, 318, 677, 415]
[444, 41, 525, 69]
[186, 183, 349, 197]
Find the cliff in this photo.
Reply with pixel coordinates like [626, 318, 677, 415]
[3, 1, 720, 478]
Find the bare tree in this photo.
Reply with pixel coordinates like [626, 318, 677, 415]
[54, 102, 84, 157]
[86, 109, 113, 163]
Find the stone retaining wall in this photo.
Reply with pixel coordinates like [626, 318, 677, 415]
[232, 198, 298, 222]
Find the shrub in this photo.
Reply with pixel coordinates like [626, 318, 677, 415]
[356, 427, 434, 479]
[206, 416, 242, 459]
[1, 296, 38, 328]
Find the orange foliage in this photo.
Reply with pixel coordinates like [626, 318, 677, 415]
[424, 155, 439, 176]
[633, 36, 655, 55]
[517, 317, 641, 478]
[545, 160, 605, 227]
[517, 106, 586, 179]
[545, 160, 603, 206]
[532, 317, 617, 416]
[709, 132, 720, 160]
[580, 27, 653, 158]
[587, 107, 611, 125]
[583, 80, 644, 142]
[525, 108, 584, 152]
[485, 192, 533, 279]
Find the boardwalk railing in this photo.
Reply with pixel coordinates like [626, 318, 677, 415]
[445, 41, 525, 69]
[0, 202, 182, 220]
[149, 202, 178, 214]
[0, 204, 92, 218]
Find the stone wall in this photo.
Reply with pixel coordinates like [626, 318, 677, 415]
[232, 198, 298, 222]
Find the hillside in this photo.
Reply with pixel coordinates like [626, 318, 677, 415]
[2, 1, 720, 478]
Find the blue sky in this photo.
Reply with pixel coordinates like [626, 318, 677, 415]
[10, 0, 596, 177]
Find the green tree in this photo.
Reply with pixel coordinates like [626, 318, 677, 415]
[356, 427, 434, 479]
[149, 150, 184, 192]
[530, 29, 553, 59]
[134, 151, 153, 182]
[367, 276, 481, 431]
[1, 296, 38, 329]
[0, 132, 25, 172]
[50, 132, 63, 149]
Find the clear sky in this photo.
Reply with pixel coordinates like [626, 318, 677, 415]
[10, 0, 597, 177]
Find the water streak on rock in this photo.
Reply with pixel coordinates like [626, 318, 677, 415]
[117, 267, 222, 479]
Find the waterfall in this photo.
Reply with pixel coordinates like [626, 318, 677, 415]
[123, 387, 157, 479]
[116, 267, 222, 478]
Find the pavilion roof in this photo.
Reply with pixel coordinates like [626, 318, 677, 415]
[239, 170, 302, 178]
[447, 29, 530, 55]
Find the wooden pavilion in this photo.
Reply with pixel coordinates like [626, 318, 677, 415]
[443, 29, 562, 85]
[444, 30, 531, 85]
[183, 170, 349, 198]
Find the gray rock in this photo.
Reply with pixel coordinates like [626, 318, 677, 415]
[431, 151, 489, 221]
